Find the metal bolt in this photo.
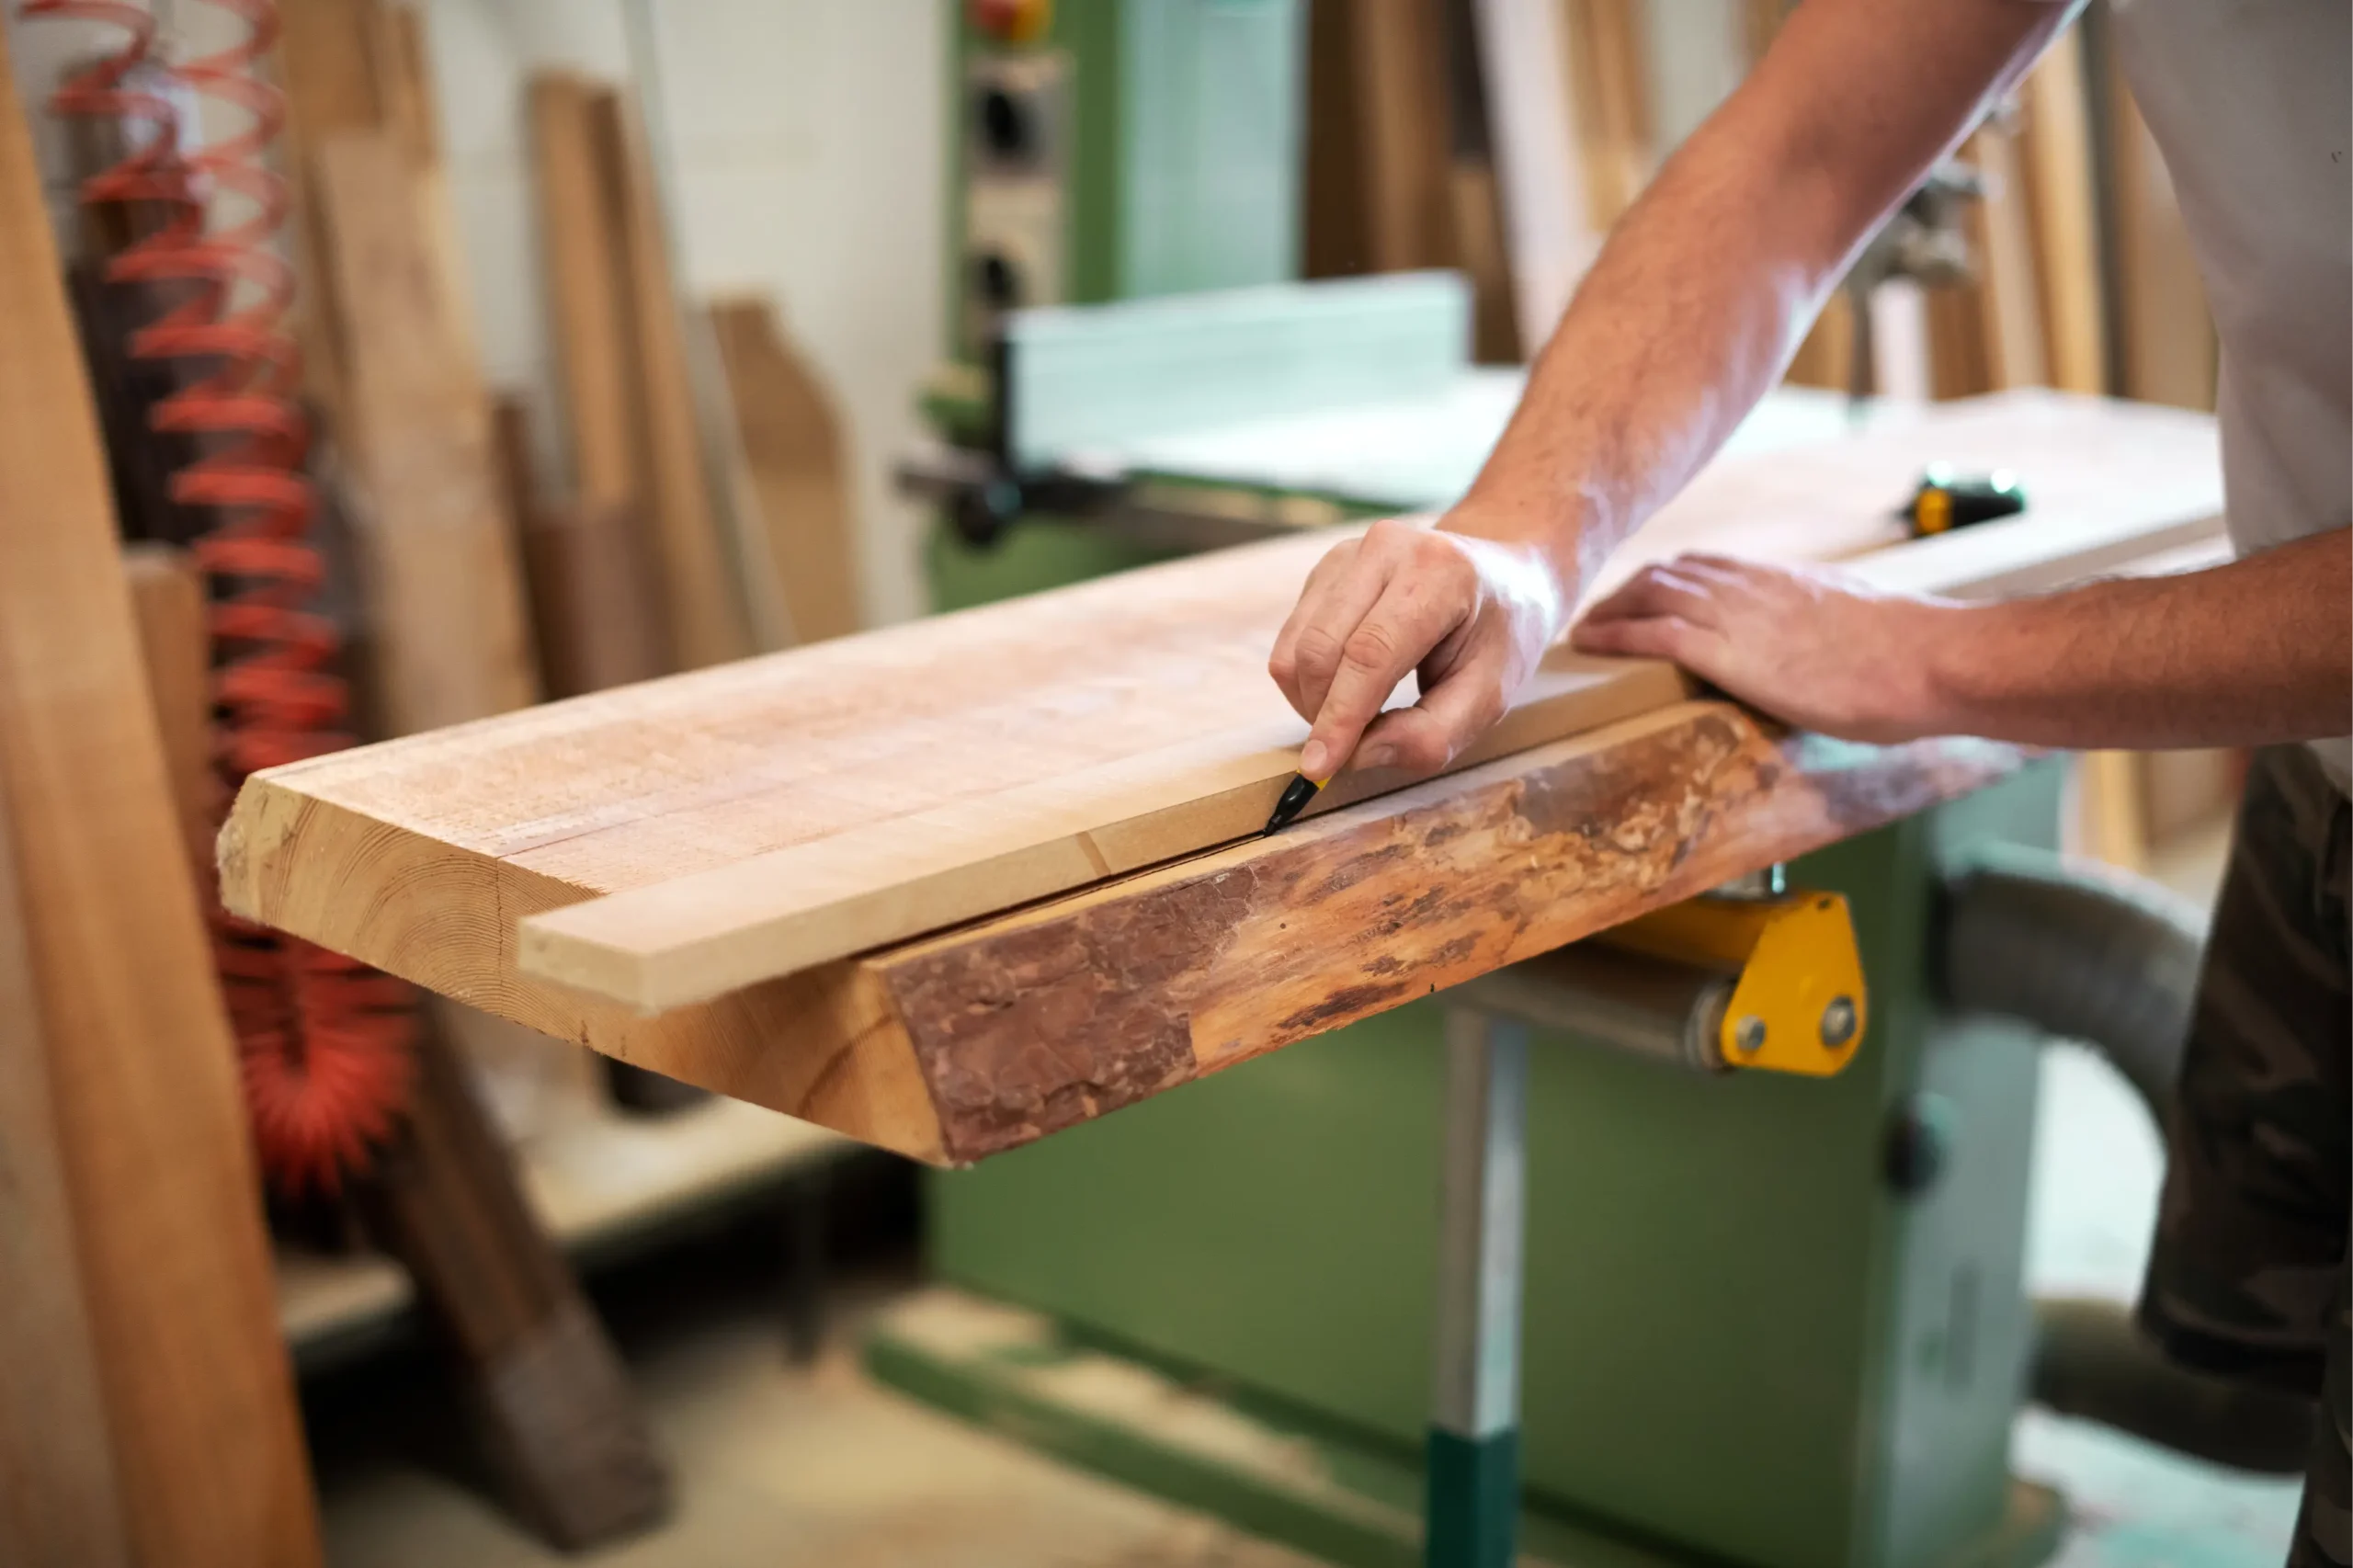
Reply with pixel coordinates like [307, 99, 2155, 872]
[1820, 995, 1859, 1050]
[1733, 1015, 1767, 1055]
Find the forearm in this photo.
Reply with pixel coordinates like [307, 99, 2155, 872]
[1925, 530, 2353, 748]
[1450, 0, 2068, 592]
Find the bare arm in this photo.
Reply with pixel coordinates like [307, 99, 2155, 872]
[1573, 529, 2353, 748]
[1269, 0, 2074, 780]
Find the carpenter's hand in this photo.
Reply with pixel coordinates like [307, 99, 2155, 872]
[1267, 517, 1568, 781]
[1570, 553, 1970, 743]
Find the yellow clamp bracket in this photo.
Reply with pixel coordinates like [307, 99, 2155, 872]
[1602, 890, 1868, 1077]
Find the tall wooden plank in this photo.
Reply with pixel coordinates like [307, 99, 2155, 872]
[0, 760, 130, 1568]
[1474, 0, 1596, 350]
[1354, 0, 1458, 272]
[495, 395, 665, 698]
[1972, 126, 2051, 391]
[122, 542, 218, 873]
[708, 299, 860, 645]
[313, 130, 540, 733]
[2018, 31, 2105, 394]
[274, 0, 392, 426]
[0, 38, 321, 1567]
[529, 78, 651, 533]
[1560, 0, 1654, 228]
[591, 86, 754, 670]
[2107, 64, 2214, 410]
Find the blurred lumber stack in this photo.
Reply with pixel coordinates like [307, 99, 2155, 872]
[271, 2, 676, 1547]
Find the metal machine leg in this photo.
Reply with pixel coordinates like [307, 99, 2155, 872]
[1426, 1009, 1529, 1568]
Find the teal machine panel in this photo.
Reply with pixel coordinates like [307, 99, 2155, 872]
[930, 768, 2064, 1568]
[935, 0, 1305, 611]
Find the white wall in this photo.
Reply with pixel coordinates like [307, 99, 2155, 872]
[5, 0, 949, 627]
[420, 0, 948, 626]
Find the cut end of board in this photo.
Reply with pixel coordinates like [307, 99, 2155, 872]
[516, 913, 677, 1017]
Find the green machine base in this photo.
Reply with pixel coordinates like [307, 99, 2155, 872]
[886, 766, 2075, 1568]
[866, 1290, 2068, 1568]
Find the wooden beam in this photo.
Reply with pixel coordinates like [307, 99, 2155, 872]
[313, 130, 540, 733]
[122, 543, 218, 873]
[707, 299, 859, 644]
[353, 1028, 671, 1544]
[220, 394, 2222, 1028]
[1559, 0, 1654, 228]
[1352, 0, 1458, 273]
[529, 74, 659, 591]
[274, 0, 395, 427]
[591, 85, 756, 670]
[0, 758, 130, 1568]
[1474, 0, 1596, 350]
[2018, 31, 2106, 394]
[1971, 125, 2051, 391]
[0, 37, 320, 1564]
[494, 395, 666, 699]
[2106, 62, 2214, 410]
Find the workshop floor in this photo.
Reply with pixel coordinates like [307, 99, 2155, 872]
[315, 813, 2303, 1568]
[314, 1266, 1316, 1568]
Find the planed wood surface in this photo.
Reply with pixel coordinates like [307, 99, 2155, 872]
[0, 748, 130, 1568]
[222, 393, 2222, 1025]
[0, 38, 321, 1563]
[315, 129, 540, 733]
[708, 298, 860, 644]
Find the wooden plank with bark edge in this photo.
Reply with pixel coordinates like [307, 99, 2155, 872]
[0, 744, 131, 1568]
[222, 702, 2028, 1165]
[863, 705, 2029, 1163]
[214, 392, 2222, 1022]
[0, 36, 322, 1565]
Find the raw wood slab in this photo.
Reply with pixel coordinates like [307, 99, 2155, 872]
[222, 393, 2219, 1031]
[231, 700, 2029, 1165]
[0, 37, 321, 1563]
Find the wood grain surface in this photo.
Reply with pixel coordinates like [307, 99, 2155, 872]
[0, 734, 130, 1568]
[219, 392, 2221, 1020]
[0, 38, 321, 1562]
[315, 129, 540, 734]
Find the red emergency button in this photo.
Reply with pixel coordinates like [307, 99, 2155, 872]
[970, 0, 1051, 44]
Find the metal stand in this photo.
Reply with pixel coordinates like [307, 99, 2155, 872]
[1425, 1008, 1529, 1568]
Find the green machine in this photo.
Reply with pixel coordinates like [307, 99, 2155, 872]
[929, 0, 1305, 611]
[876, 774, 2072, 1568]
[884, 12, 2160, 1566]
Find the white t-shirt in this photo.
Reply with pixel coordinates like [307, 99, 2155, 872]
[2109, 0, 2351, 789]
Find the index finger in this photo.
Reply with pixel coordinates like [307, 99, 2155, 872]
[1302, 582, 1462, 780]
